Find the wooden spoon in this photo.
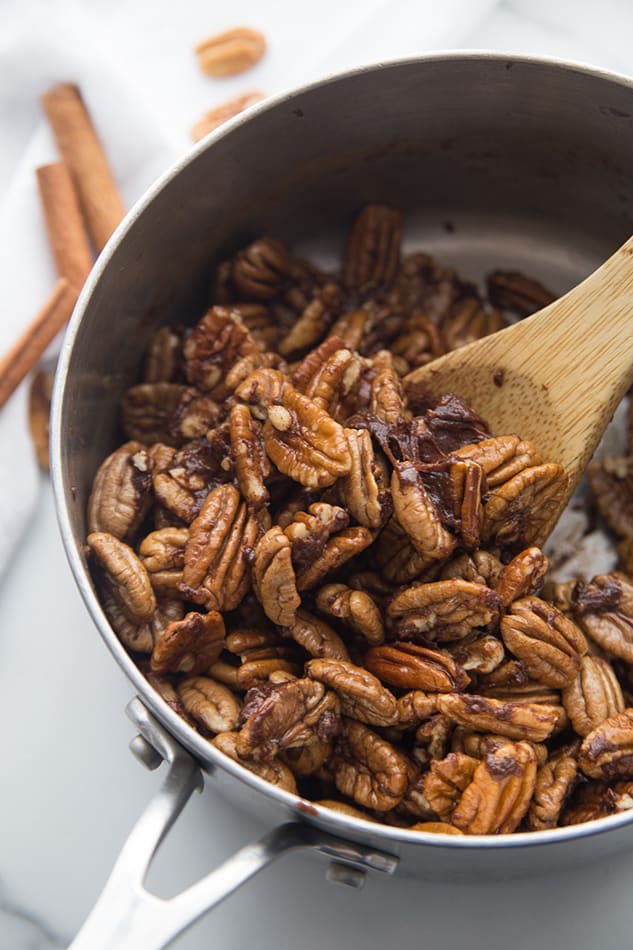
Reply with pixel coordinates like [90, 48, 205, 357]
[405, 235, 633, 541]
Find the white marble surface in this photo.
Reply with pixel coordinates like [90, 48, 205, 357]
[3, 1, 633, 948]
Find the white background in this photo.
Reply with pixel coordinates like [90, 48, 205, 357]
[2, 1, 633, 947]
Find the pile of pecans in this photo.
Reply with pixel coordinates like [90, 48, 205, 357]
[86, 205, 633, 835]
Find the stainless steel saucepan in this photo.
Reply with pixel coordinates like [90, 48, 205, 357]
[51, 52, 633, 950]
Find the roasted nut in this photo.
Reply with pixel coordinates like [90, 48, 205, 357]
[236, 658, 301, 690]
[587, 456, 633, 539]
[88, 532, 156, 623]
[253, 526, 301, 626]
[195, 27, 266, 77]
[560, 780, 618, 826]
[373, 518, 433, 585]
[315, 799, 377, 822]
[295, 527, 373, 591]
[450, 729, 547, 766]
[562, 655, 625, 737]
[436, 693, 559, 743]
[306, 658, 398, 727]
[486, 269, 556, 316]
[182, 484, 260, 611]
[150, 609, 225, 675]
[236, 677, 340, 760]
[192, 91, 265, 141]
[573, 573, 633, 663]
[388, 579, 503, 643]
[501, 597, 587, 689]
[451, 741, 538, 834]
[183, 307, 260, 397]
[178, 676, 241, 733]
[230, 403, 270, 509]
[120, 383, 192, 445]
[88, 442, 153, 540]
[369, 352, 406, 425]
[302, 347, 364, 421]
[343, 205, 402, 291]
[452, 436, 540, 488]
[442, 297, 506, 349]
[100, 591, 183, 653]
[409, 822, 464, 835]
[315, 583, 384, 645]
[365, 643, 470, 692]
[331, 719, 408, 811]
[391, 462, 457, 560]
[421, 753, 478, 821]
[236, 369, 351, 487]
[495, 547, 549, 606]
[526, 752, 578, 831]
[286, 608, 350, 660]
[482, 463, 568, 549]
[153, 471, 203, 524]
[578, 709, 633, 780]
[441, 635, 505, 675]
[231, 238, 291, 300]
[212, 731, 297, 794]
[338, 427, 386, 529]
[412, 714, 454, 767]
[328, 308, 369, 351]
[139, 527, 188, 596]
[397, 691, 441, 727]
[278, 285, 343, 358]
[143, 326, 184, 382]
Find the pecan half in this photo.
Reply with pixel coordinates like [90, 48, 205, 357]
[388, 579, 503, 643]
[294, 527, 373, 591]
[343, 205, 402, 291]
[587, 455, 633, 539]
[486, 270, 555, 316]
[391, 462, 457, 560]
[440, 550, 503, 587]
[451, 741, 538, 834]
[150, 609, 225, 675]
[442, 297, 506, 349]
[100, 591, 183, 653]
[178, 676, 241, 733]
[526, 752, 578, 831]
[482, 463, 568, 549]
[562, 655, 625, 737]
[315, 583, 384, 645]
[120, 383, 194, 446]
[183, 306, 260, 398]
[212, 732, 297, 794]
[278, 284, 343, 359]
[285, 609, 350, 660]
[231, 238, 291, 300]
[230, 403, 270, 510]
[236, 369, 351, 487]
[139, 527, 188, 597]
[191, 91, 265, 141]
[332, 718, 408, 811]
[373, 518, 433, 585]
[306, 658, 398, 727]
[88, 442, 153, 540]
[88, 532, 156, 623]
[337, 427, 387, 529]
[236, 677, 340, 761]
[195, 27, 266, 77]
[501, 597, 587, 689]
[495, 547, 548, 606]
[573, 573, 633, 662]
[421, 753, 478, 821]
[436, 693, 559, 742]
[365, 643, 470, 692]
[253, 526, 300, 626]
[578, 709, 633, 780]
[412, 714, 454, 767]
[441, 635, 505, 675]
[182, 484, 260, 611]
[397, 691, 441, 727]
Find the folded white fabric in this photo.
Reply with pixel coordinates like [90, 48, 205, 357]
[0, 0, 499, 582]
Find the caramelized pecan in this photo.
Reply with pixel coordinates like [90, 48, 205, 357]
[421, 753, 478, 822]
[285, 609, 350, 660]
[343, 205, 402, 291]
[482, 463, 568, 549]
[436, 693, 559, 742]
[388, 579, 503, 643]
[526, 752, 578, 831]
[178, 676, 241, 733]
[451, 741, 538, 834]
[500, 597, 587, 689]
[578, 709, 633, 780]
[332, 718, 408, 811]
[88, 442, 152, 540]
[150, 610, 225, 675]
[306, 658, 398, 727]
[562, 655, 625, 737]
[139, 527, 188, 597]
[212, 732, 297, 794]
[230, 403, 270, 510]
[365, 643, 470, 692]
[495, 547, 549, 606]
[315, 583, 384, 645]
[88, 532, 156, 623]
[252, 526, 300, 626]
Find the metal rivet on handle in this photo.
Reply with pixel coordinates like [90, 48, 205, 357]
[129, 734, 163, 771]
[326, 861, 367, 889]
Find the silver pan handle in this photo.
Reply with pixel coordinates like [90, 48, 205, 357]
[69, 697, 398, 950]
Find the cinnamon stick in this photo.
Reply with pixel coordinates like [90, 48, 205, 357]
[0, 279, 78, 410]
[36, 162, 93, 290]
[40, 83, 125, 251]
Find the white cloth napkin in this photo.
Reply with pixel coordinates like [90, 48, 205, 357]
[0, 0, 500, 584]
